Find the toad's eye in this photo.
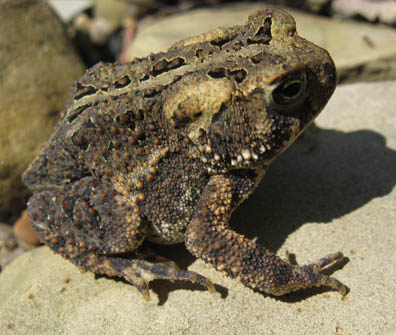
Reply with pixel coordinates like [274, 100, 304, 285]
[271, 73, 306, 107]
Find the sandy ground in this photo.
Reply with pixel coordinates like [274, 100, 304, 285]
[0, 80, 395, 334]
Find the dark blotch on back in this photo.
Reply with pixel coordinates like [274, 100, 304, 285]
[114, 76, 132, 89]
[67, 104, 92, 123]
[208, 68, 247, 83]
[152, 57, 186, 76]
[209, 37, 231, 48]
[74, 83, 97, 100]
[207, 68, 226, 79]
[229, 69, 247, 83]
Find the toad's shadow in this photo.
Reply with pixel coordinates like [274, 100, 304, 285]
[233, 128, 396, 251]
[148, 128, 396, 303]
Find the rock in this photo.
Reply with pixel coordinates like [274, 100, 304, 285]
[48, 0, 92, 21]
[126, 3, 396, 83]
[0, 0, 85, 223]
[0, 80, 395, 334]
[73, 0, 131, 44]
[333, 0, 396, 26]
[1, 213, 38, 272]
[13, 210, 40, 247]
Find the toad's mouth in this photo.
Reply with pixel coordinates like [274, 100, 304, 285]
[194, 96, 316, 173]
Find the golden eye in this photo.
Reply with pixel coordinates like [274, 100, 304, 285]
[271, 73, 306, 107]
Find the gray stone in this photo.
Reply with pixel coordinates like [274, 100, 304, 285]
[48, 0, 92, 21]
[0, 0, 85, 223]
[0, 80, 395, 334]
[333, 0, 396, 26]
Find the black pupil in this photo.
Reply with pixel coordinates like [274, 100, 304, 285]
[282, 81, 302, 98]
[271, 77, 305, 106]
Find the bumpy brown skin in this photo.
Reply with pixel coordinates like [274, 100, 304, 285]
[23, 7, 346, 300]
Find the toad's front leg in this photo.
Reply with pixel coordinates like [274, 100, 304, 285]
[185, 173, 347, 296]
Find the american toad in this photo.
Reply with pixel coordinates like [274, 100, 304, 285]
[23, 7, 346, 300]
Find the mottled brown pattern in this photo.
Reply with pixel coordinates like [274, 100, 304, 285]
[23, 7, 346, 300]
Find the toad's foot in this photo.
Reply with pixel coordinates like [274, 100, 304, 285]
[64, 251, 216, 301]
[125, 256, 216, 300]
[83, 252, 216, 301]
[269, 251, 347, 296]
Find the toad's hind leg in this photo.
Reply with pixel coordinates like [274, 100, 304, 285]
[27, 176, 214, 300]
